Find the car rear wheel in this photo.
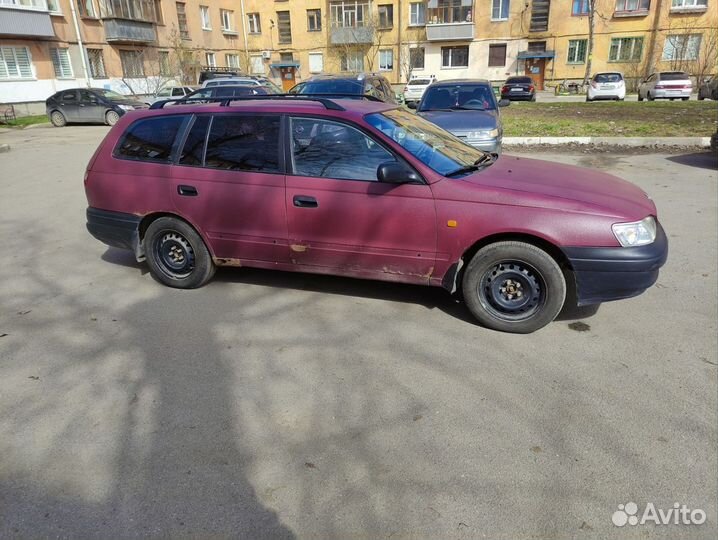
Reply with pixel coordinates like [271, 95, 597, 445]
[647, 92, 655, 101]
[462, 241, 566, 333]
[50, 110, 66, 127]
[144, 217, 216, 289]
[681, 97, 689, 101]
[105, 110, 120, 126]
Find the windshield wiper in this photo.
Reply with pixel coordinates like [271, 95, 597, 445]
[451, 105, 487, 111]
[445, 153, 496, 177]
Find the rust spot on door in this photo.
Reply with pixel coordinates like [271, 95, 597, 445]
[290, 244, 308, 253]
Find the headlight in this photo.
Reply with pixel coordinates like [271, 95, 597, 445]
[612, 216, 657, 247]
[118, 105, 134, 111]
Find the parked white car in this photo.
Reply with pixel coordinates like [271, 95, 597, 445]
[146, 86, 194, 105]
[403, 75, 435, 105]
[638, 72, 692, 101]
[586, 72, 625, 101]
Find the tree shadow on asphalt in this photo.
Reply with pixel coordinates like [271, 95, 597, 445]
[665, 151, 718, 171]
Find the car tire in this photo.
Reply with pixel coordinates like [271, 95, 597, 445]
[50, 110, 66, 127]
[530, 94, 536, 102]
[698, 94, 705, 100]
[461, 241, 566, 334]
[638, 92, 644, 102]
[682, 97, 689, 101]
[105, 110, 120, 126]
[144, 217, 216, 289]
[585, 96, 592, 102]
[647, 92, 655, 101]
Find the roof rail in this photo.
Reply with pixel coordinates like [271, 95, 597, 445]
[149, 93, 383, 111]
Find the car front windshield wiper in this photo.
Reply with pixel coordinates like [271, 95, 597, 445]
[451, 105, 488, 111]
[445, 153, 496, 177]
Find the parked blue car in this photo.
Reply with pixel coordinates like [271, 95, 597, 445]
[409, 79, 509, 154]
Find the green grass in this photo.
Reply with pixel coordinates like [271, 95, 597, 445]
[501, 101, 718, 137]
[1, 115, 49, 128]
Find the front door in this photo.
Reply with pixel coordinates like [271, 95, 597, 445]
[280, 66, 296, 92]
[170, 113, 289, 264]
[525, 58, 545, 90]
[285, 116, 437, 281]
[78, 90, 105, 122]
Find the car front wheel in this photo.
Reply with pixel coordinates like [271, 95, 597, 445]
[144, 217, 216, 289]
[105, 110, 120, 126]
[462, 241, 566, 333]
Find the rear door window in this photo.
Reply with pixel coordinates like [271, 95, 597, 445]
[204, 115, 281, 172]
[178, 115, 211, 166]
[115, 115, 188, 162]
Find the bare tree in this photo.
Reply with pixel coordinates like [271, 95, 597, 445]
[661, 13, 718, 84]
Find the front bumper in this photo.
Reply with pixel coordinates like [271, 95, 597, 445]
[87, 207, 142, 255]
[562, 222, 668, 305]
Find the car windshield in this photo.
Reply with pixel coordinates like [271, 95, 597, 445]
[594, 73, 623, 83]
[366, 109, 487, 177]
[661, 72, 689, 81]
[93, 89, 125, 100]
[299, 80, 363, 95]
[419, 85, 496, 111]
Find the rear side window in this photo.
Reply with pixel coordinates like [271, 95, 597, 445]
[204, 115, 281, 172]
[116, 116, 187, 163]
[62, 91, 76, 101]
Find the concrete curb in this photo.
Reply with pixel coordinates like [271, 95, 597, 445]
[22, 122, 53, 130]
[504, 136, 711, 147]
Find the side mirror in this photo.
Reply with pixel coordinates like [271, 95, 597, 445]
[377, 161, 421, 184]
[498, 98, 510, 107]
[406, 101, 417, 110]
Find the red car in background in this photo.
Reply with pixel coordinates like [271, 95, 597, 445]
[84, 97, 667, 333]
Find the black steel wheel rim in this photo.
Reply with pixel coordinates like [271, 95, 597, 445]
[153, 230, 195, 279]
[477, 260, 545, 321]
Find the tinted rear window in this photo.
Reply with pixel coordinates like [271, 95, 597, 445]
[661, 72, 689, 81]
[299, 80, 363, 94]
[408, 79, 432, 85]
[594, 73, 623, 83]
[204, 115, 280, 172]
[116, 116, 187, 162]
[507, 77, 532, 84]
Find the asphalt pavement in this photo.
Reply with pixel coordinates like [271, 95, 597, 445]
[0, 126, 716, 538]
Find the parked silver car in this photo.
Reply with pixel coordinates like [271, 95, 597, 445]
[409, 79, 508, 154]
[145, 86, 194, 105]
[638, 72, 692, 101]
[403, 75, 435, 105]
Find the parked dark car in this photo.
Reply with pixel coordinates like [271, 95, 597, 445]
[198, 67, 242, 85]
[500, 76, 536, 101]
[290, 73, 398, 104]
[698, 77, 718, 100]
[83, 96, 667, 333]
[411, 79, 508, 154]
[174, 85, 272, 103]
[46, 88, 147, 127]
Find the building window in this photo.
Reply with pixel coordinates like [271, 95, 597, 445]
[50, 47, 73, 78]
[663, 34, 702, 60]
[158, 50, 171, 75]
[671, 0, 707, 9]
[341, 51, 364, 71]
[47, 0, 61, 13]
[250, 55, 264, 74]
[200, 5, 211, 29]
[0, 46, 33, 79]
[492, 0, 510, 21]
[429, 0, 472, 24]
[277, 11, 291, 44]
[615, 0, 651, 12]
[154, 0, 163, 24]
[307, 9, 321, 31]
[441, 45, 468, 68]
[77, 0, 96, 17]
[572, 0, 590, 15]
[567, 39, 587, 63]
[220, 9, 234, 32]
[379, 49, 393, 70]
[247, 13, 261, 33]
[309, 52, 323, 72]
[378, 4, 393, 28]
[86, 48, 106, 78]
[609, 37, 643, 61]
[330, 1, 369, 28]
[409, 47, 425, 69]
[205, 52, 216, 68]
[176, 2, 190, 40]
[410, 2, 426, 25]
[226, 53, 240, 69]
[120, 49, 144, 77]
[488, 43, 507, 67]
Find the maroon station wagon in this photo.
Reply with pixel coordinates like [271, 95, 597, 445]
[84, 97, 667, 333]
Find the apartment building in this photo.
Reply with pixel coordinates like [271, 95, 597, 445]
[1, 0, 716, 107]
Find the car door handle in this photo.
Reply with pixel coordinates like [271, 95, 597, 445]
[177, 185, 198, 196]
[293, 195, 318, 208]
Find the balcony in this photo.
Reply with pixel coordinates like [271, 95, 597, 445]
[0, 0, 54, 37]
[425, 1, 475, 42]
[330, 25, 373, 45]
[104, 18, 156, 43]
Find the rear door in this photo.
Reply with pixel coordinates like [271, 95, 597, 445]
[285, 116, 436, 281]
[58, 90, 80, 121]
[170, 113, 289, 263]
